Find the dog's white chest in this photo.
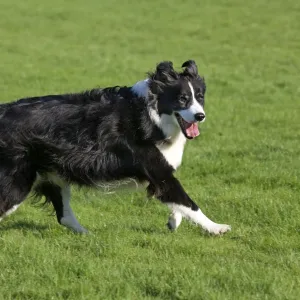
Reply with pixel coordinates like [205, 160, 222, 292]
[156, 132, 186, 170]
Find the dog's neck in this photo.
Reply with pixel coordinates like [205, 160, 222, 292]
[131, 79, 182, 139]
[131, 79, 186, 170]
[131, 79, 149, 98]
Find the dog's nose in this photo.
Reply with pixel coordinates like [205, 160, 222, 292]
[195, 113, 206, 122]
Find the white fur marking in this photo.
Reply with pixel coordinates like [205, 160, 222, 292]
[59, 185, 88, 233]
[131, 79, 149, 98]
[151, 114, 186, 169]
[167, 203, 231, 235]
[178, 82, 205, 123]
[149, 108, 161, 126]
[167, 211, 183, 230]
[132, 79, 164, 127]
[0, 204, 21, 221]
[156, 131, 186, 170]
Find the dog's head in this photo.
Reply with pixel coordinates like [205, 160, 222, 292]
[148, 60, 206, 139]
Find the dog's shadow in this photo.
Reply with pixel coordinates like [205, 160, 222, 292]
[0, 220, 48, 232]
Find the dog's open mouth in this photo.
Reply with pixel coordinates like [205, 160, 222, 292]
[175, 113, 200, 139]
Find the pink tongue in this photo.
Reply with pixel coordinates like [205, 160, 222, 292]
[186, 123, 200, 138]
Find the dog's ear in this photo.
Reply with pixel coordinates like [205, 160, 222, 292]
[153, 61, 175, 81]
[149, 61, 177, 94]
[181, 60, 198, 77]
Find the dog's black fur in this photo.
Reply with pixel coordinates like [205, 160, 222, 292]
[0, 60, 224, 234]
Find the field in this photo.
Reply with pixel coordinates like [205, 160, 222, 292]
[0, 0, 300, 299]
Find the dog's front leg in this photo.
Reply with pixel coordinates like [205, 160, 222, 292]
[147, 176, 231, 235]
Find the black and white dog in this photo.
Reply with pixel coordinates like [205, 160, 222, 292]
[0, 60, 231, 235]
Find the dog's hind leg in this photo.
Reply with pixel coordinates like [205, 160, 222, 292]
[0, 165, 36, 222]
[59, 185, 88, 233]
[34, 181, 87, 233]
[0, 204, 22, 222]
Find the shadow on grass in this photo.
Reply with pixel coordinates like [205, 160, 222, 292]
[0, 220, 48, 232]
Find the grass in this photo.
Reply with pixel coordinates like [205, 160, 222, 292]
[0, 0, 300, 299]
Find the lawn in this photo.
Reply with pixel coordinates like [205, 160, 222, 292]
[0, 0, 300, 299]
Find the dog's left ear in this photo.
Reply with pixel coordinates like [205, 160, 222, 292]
[181, 60, 199, 77]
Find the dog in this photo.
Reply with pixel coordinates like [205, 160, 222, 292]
[0, 60, 231, 235]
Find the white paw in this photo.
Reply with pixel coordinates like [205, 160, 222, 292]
[60, 216, 88, 234]
[206, 224, 231, 235]
[167, 212, 182, 231]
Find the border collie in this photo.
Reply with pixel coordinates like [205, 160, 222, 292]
[0, 60, 231, 235]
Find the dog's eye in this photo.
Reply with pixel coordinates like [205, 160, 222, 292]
[179, 95, 188, 104]
[196, 93, 204, 99]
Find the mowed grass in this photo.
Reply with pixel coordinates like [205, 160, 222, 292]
[0, 0, 300, 299]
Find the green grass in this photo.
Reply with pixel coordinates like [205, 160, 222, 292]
[0, 0, 300, 299]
